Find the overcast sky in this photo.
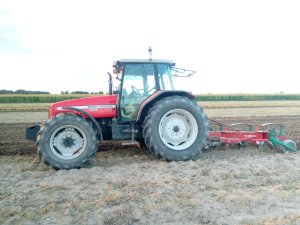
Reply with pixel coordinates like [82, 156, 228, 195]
[0, 0, 300, 94]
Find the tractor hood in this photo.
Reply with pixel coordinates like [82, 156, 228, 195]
[49, 95, 117, 119]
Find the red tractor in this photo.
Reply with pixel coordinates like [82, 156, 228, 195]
[26, 58, 209, 169]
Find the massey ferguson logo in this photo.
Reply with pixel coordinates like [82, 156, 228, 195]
[244, 134, 256, 138]
[57, 105, 116, 111]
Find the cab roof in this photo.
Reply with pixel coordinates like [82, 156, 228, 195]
[117, 59, 175, 66]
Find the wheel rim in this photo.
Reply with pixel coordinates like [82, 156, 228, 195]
[50, 125, 87, 160]
[159, 109, 198, 150]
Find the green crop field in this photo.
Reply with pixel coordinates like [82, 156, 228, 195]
[0, 94, 95, 103]
[195, 94, 300, 101]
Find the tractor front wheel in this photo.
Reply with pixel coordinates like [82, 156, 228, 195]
[37, 113, 99, 169]
[143, 96, 208, 161]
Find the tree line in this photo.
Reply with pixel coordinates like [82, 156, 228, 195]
[0, 89, 103, 95]
[60, 91, 104, 94]
[0, 89, 50, 94]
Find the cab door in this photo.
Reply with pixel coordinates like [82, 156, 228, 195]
[119, 63, 156, 121]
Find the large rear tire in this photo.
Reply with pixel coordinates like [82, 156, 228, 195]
[37, 114, 99, 169]
[142, 96, 208, 161]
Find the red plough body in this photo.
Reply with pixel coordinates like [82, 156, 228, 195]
[207, 121, 294, 151]
[209, 129, 285, 146]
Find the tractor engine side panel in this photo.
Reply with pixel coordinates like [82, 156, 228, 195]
[49, 95, 117, 119]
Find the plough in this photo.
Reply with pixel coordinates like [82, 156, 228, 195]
[207, 119, 297, 152]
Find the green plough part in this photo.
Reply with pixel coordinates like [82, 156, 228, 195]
[268, 128, 297, 152]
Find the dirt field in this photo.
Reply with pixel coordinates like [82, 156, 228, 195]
[1, 102, 300, 225]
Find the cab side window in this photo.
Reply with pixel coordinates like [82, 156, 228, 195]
[157, 64, 174, 90]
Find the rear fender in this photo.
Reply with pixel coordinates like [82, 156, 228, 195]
[136, 90, 195, 123]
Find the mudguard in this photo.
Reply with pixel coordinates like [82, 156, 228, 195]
[62, 107, 103, 140]
[25, 107, 104, 142]
[136, 90, 195, 123]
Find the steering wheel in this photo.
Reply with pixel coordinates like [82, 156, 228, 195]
[148, 87, 156, 94]
[131, 85, 142, 97]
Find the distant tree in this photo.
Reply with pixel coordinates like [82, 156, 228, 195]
[60, 90, 69, 94]
[71, 91, 89, 94]
[90, 91, 104, 95]
[15, 89, 27, 94]
[13, 89, 50, 94]
[0, 89, 14, 94]
[33, 91, 50, 94]
[43, 91, 50, 94]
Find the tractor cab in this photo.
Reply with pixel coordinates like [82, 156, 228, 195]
[112, 59, 175, 121]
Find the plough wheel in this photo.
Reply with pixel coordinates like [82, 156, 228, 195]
[283, 139, 297, 152]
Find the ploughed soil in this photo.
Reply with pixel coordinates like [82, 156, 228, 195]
[1, 116, 300, 225]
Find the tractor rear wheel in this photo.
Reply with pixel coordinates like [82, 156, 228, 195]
[37, 113, 99, 169]
[143, 96, 208, 161]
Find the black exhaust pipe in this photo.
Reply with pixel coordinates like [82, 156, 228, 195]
[107, 72, 112, 95]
